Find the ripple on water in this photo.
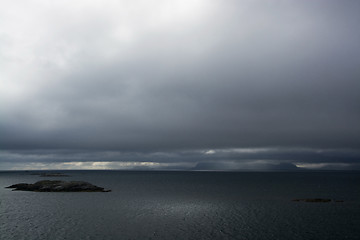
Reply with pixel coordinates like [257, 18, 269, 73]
[1, 171, 360, 240]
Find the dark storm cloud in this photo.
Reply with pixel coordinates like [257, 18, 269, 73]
[1, 0, 360, 169]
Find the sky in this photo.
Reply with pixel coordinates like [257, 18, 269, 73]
[1, 0, 360, 170]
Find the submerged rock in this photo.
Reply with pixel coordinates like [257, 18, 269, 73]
[6, 180, 111, 192]
[40, 173, 69, 177]
[28, 172, 69, 177]
[292, 198, 340, 203]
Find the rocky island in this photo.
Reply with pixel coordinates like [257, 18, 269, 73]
[29, 172, 69, 177]
[40, 173, 70, 177]
[292, 198, 343, 203]
[6, 180, 111, 192]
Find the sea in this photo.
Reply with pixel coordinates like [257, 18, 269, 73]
[1, 171, 359, 240]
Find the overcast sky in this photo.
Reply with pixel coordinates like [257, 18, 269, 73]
[1, 0, 359, 170]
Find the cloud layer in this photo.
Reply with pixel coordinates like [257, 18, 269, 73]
[1, 0, 360, 169]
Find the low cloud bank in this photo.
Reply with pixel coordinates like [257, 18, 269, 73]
[1, 148, 359, 171]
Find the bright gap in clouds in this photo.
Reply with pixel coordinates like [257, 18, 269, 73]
[3, 161, 178, 171]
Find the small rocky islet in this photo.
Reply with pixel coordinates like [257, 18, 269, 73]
[28, 172, 70, 177]
[6, 180, 111, 192]
[292, 198, 344, 203]
[39, 173, 70, 177]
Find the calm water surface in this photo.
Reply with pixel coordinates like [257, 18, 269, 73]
[1, 171, 359, 240]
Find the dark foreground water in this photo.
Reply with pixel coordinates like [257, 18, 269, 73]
[1, 171, 360, 240]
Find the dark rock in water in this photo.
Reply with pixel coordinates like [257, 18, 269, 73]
[6, 180, 111, 192]
[292, 198, 339, 203]
[29, 172, 69, 177]
[40, 173, 69, 177]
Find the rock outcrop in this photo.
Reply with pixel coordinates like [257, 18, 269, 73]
[40, 173, 69, 177]
[292, 198, 342, 203]
[6, 180, 111, 192]
[29, 172, 69, 177]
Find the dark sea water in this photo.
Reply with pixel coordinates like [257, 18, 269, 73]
[1, 171, 360, 240]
